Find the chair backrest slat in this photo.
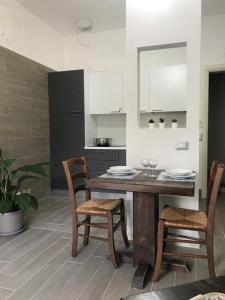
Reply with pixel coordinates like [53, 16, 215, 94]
[208, 160, 220, 198]
[207, 160, 220, 214]
[66, 158, 85, 166]
[207, 163, 224, 233]
[62, 156, 91, 212]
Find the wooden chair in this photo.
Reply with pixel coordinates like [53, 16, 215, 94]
[152, 162, 224, 282]
[208, 160, 220, 199]
[62, 156, 129, 268]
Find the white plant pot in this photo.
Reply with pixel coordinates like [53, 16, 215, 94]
[0, 210, 24, 236]
[172, 122, 178, 128]
[159, 123, 165, 129]
[149, 123, 155, 129]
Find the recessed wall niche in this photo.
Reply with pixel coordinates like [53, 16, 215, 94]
[138, 42, 187, 129]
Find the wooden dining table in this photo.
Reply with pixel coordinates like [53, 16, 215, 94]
[87, 170, 195, 289]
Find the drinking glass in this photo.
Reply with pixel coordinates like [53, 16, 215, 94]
[148, 159, 158, 177]
[141, 159, 149, 176]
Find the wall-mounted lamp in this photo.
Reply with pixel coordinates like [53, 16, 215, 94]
[75, 18, 94, 47]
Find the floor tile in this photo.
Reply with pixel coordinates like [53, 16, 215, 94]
[0, 194, 224, 300]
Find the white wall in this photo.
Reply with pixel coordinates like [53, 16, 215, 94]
[125, 0, 202, 238]
[63, 28, 126, 71]
[201, 14, 225, 66]
[200, 14, 225, 197]
[0, 0, 63, 70]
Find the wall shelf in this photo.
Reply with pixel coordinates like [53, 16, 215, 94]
[140, 111, 187, 129]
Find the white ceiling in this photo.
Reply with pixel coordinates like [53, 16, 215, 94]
[17, 0, 126, 36]
[16, 0, 225, 35]
[202, 0, 225, 16]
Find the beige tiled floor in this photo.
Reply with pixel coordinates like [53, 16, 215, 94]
[0, 194, 225, 299]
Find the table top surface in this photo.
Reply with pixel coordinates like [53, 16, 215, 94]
[124, 276, 225, 300]
[87, 170, 195, 196]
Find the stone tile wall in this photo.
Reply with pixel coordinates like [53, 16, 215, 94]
[0, 45, 52, 198]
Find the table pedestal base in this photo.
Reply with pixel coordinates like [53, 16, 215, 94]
[117, 254, 191, 289]
[131, 192, 159, 289]
[131, 263, 151, 289]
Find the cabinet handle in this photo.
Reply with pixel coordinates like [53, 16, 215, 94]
[111, 108, 122, 114]
[151, 109, 163, 112]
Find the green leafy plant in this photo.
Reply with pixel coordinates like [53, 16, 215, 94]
[0, 149, 48, 215]
[149, 119, 155, 123]
[159, 117, 165, 123]
[172, 118, 177, 123]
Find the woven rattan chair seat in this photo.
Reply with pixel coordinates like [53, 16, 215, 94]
[161, 206, 208, 230]
[76, 198, 122, 215]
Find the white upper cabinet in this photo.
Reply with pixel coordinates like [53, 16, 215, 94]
[149, 64, 186, 112]
[139, 44, 187, 113]
[140, 64, 187, 112]
[89, 70, 124, 114]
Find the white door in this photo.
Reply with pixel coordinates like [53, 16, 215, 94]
[89, 70, 123, 114]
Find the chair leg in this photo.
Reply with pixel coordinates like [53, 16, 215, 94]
[72, 215, 78, 257]
[162, 205, 169, 252]
[120, 201, 129, 248]
[152, 220, 165, 282]
[107, 212, 119, 268]
[163, 227, 168, 252]
[207, 232, 216, 277]
[83, 215, 91, 246]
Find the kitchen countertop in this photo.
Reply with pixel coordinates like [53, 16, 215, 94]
[84, 146, 126, 150]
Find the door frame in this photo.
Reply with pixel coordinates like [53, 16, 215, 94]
[201, 63, 225, 198]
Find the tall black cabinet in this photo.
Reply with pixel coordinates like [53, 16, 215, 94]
[48, 70, 85, 189]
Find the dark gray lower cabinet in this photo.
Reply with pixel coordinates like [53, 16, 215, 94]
[118, 150, 126, 166]
[84, 149, 126, 194]
[84, 149, 126, 179]
[50, 148, 126, 190]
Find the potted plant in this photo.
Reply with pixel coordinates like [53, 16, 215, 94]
[0, 150, 48, 236]
[171, 118, 178, 128]
[159, 117, 165, 129]
[148, 119, 155, 129]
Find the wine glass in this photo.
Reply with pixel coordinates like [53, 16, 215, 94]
[148, 159, 158, 177]
[141, 159, 149, 176]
